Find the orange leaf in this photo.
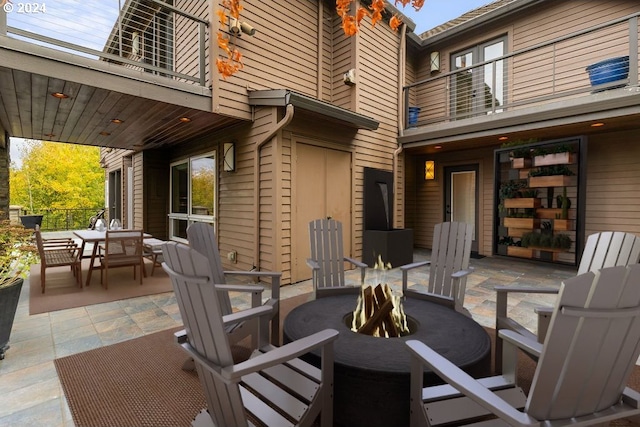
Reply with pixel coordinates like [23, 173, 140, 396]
[336, 0, 352, 17]
[390, 14, 402, 32]
[368, 0, 385, 27]
[394, 0, 411, 7]
[342, 15, 358, 36]
[411, 0, 424, 11]
[217, 32, 232, 57]
[355, 7, 369, 26]
[216, 9, 227, 26]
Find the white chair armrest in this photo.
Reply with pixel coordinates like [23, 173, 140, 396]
[215, 284, 265, 294]
[223, 328, 339, 379]
[499, 329, 543, 358]
[344, 257, 367, 269]
[406, 340, 538, 426]
[306, 258, 320, 270]
[495, 285, 559, 294]
[400, 260, 430, 272]
[221, 305, 273, 328]
[451, 267, 474, 279]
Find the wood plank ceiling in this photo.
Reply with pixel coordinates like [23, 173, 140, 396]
[0, 67, 238, 150]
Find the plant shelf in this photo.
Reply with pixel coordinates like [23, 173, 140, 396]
[504, 198, 541, 209]
[553, 219, 573, 231]
[533, 152, 576, 167]
[510, 157, 532, 168]
[507, 246, 533, 258]
[528, 175, 575, 188]
[504, 217, 540, 228]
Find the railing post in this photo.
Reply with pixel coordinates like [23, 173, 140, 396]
[199, 22, 206, 87]
[629, 16, 638, 86]
[403, 88, 409, 129]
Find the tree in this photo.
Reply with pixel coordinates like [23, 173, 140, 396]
[10, 140, 103, 212]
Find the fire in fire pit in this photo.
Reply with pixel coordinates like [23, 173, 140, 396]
[351, 283, 410, 337]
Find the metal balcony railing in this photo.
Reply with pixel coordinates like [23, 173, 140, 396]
[15, 207, 104, 231]
[1, 0, 209, 87]
[403, 13, 640, 129]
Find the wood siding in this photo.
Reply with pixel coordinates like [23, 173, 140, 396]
[585, 131, 640, 235]
[175, 1, 209, 85]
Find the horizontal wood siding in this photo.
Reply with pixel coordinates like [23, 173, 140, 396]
[585, 130, 640, 235]
[214, 0, 324, 118]
[321, 1, 334, 102]
[331, 14, 355, 109]
[409, 146, 495, 255]
[133, 152, 144, 230]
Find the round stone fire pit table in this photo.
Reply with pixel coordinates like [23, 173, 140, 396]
[283, 293, 491, 427]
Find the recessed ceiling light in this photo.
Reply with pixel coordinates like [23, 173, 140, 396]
[591, 122, 605, 127]
[179, 117, 191, 123]
[51, 92, 69, 99]
[111, 119, 124, 124]
[99, 131, 111, 136]
[498, 136, 509, 141]
[434, 145, 443, 149]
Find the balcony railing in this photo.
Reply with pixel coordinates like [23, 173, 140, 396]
[13, 207, 104, 231]
[1, 0, 209, 87]
[403, 13, 640, 129]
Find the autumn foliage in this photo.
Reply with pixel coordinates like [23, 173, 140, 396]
[216, 0, 244, 79]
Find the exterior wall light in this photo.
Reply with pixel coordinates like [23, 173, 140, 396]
[223, 141, 236, 172]
[425, 160, 435, 180]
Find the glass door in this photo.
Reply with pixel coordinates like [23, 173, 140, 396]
[445, 165, 479, 253]
[451, 36, 506, 119]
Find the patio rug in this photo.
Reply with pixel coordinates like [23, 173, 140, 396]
[55, 292, 640, 427]
[29, 259, 172, 315]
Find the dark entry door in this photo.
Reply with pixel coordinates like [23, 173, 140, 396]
[444, 164, 479, 253]
[108, 170, 122, 222]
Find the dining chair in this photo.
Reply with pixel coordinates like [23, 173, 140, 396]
[406, 263, 640, 427]
[34, 227, 82, 293]
[98, 229, 145, 289]
[162, 241, 339, 427]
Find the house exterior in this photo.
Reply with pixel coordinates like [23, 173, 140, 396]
[1, 0, 639, 285]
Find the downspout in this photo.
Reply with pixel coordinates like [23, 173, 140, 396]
[253, 104, 295, 270]
[393, 23, 407, 228]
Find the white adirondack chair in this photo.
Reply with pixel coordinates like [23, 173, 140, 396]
[187, 222, 281, 347]
[307, 218, 367, 298]
[495, 231, 640, 369]
[407, 263, 640, 427]
[401, 222, 474, 311]
[162, 242, 339, 427]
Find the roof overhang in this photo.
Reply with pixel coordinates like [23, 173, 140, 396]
[248, 89, 379, 131]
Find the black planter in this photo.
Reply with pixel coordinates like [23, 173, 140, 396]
[19, 215, 43, 229]
[0, 278, 23, 360]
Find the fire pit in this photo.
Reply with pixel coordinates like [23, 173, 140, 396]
[283, 294, 490, 427]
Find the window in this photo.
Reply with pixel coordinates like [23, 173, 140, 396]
[169, 152, 216, 241]
[451, 36, 506, 119]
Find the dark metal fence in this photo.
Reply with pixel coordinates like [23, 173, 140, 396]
[19, 208, 104, 231]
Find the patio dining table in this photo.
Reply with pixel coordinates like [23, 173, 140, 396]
[73, 229, 151, 287]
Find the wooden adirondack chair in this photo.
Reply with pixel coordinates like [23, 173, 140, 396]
[307, 218, 367, 298]
[401, 222, 474, 311]
[495, 231, 640, 369]
[162, 242, 339, 427]
[406, 263, 640, 427]
[187, 222, 281, 347]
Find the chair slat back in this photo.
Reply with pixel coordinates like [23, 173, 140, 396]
[428, 222, 473, 302]
[162, 242, 248, 427]
[187, 222, 232, 315]
[34, 228, 46, 258]
[578, 231, 640, 274]
[527, 264, 640, 420]
[309, 219, 345, 289]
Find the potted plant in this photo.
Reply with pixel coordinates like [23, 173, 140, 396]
[528, 165, 576, 187]
[501, 139, 537, 168]
[532, 144, 576, 166]
[0, 216, 38, 359]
